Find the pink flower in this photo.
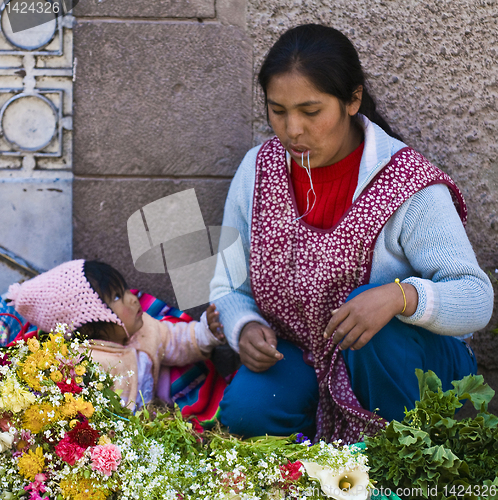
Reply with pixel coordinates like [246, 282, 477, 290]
[13, 429, 32, 458]
[91, 444, 121, 476]
[55, 435, 85, 465]
[24, 472, 47, 500]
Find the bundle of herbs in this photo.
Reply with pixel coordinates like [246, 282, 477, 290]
[364, 370, 498, 500]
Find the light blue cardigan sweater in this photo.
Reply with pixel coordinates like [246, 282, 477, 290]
[209, 116, 493, 352]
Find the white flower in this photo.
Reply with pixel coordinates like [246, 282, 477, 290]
[301, 462, 369, 500]
[0, 431, 14, 452]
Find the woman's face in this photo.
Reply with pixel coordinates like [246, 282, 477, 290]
[266, 71, 363, 168]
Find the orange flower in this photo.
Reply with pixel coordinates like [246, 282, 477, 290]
[50, 371, 63, 383]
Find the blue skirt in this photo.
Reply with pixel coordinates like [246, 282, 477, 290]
[219, 285, 477, 438]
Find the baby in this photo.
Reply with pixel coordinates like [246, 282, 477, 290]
[6, 259, 225, 410]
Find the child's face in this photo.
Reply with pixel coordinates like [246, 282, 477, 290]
[107, 289, 144, 340]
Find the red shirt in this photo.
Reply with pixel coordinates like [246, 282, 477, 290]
[290, 142, 364, 229]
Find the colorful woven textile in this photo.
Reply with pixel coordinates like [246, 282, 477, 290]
[0, 297, 37, 346]
[131, 290, 228, 430]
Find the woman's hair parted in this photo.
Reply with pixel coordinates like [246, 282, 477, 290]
[258, 24, 402, 141]
[78, 260, 128, 341]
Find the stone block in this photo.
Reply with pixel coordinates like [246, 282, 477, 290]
[73, 177, 231, 318]
[0, 176, 72, 294]
[73, 0, 215, 19]
[216, 0, 247, 28]
[0, 263, 26, 297]
[73, 22, 252, 177]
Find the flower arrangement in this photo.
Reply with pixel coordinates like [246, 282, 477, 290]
[0, 325, 371, 500]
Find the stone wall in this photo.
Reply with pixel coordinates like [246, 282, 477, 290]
[72, 0, 252, 319]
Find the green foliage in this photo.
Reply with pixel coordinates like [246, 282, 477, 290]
[365, 370, 498, 500]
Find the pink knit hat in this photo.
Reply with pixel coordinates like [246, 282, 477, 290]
[6, 259, 127, 335]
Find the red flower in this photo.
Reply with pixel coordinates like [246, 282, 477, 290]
[280, 460, 303, 488]
[0, 353, 11, 367]
[55, 435, 85, 465]
[67, 420, 99, 448]
[0, 414, 11, 432]
[56, 378, 82, 394]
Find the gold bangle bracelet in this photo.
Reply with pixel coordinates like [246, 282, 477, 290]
[395, 278, 407, 314]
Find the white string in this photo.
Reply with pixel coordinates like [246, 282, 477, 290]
[293, 151, 317, 222]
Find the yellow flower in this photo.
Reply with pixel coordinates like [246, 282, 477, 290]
[75, 365, 86, 376]
[81, 360, 88, 367]
[0, 376, 36, 413]
[23, 403, 59, 434]
[61, 393, 77, 418]
[98, 435, 112, 445]
[50, 371, 63, 383]
[75, 377, 83, 385]
[43, 333, 68, 357]
[19, 350, 56, 390]
[61, 396, 94, 419]
[74, 398, 94, 419]
[96, 383, 104, 391]
[30, 350, 55, 371]
[18, 359, 41, 391]
[69, 419, 78, 429]
[27, 338, 40, 353]
[60, 477, 109, 500]
[18, 447, 45, 480]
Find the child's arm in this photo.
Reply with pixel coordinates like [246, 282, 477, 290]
[205, 303, 225, 342]
[146, 309, 225, 366]
[194, 304, 226, 356]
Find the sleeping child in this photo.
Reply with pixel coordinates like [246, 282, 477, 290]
[6, 259, 225, 411]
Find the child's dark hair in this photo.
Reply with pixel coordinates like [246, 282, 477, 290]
[258, 24, 402, 141]
[78, 260, 128, 341]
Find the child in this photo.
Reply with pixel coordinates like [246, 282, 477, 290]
[6, 259, 225, 410]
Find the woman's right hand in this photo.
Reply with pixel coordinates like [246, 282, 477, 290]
[239, 321, 283, 372]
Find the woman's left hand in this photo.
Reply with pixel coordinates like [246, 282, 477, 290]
[323, 283, 418, 350]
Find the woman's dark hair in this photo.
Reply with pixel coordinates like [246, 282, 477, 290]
[258, 24, 402, 141]
[78, 260, 128, 341]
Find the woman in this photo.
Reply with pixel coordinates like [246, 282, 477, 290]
[210, 24, 493, 443]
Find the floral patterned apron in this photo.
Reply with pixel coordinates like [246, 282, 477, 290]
[250, 137, 466, 443]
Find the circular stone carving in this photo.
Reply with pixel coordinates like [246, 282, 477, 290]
[1, 94, 57, 151]
[1, 5, 57, 50]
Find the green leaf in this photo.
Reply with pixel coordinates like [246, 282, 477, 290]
[452, 374, 495, 411]
[422, 445, 461, 472]
[416, 369, 442, 399]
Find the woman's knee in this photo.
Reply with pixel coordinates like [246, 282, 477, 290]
[219, 339, 319, 437]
